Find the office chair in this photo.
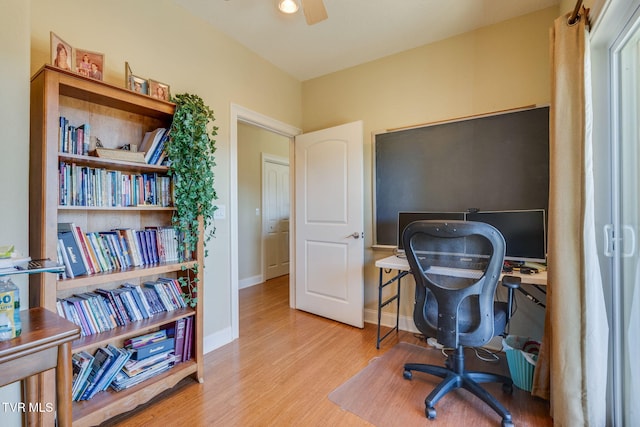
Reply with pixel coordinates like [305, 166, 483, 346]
[401, 220, 519, 427]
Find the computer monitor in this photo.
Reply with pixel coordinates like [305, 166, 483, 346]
[465, 209, 547, 263]
[396, 211, 466, 251]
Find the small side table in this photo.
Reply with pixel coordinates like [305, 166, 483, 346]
[0, 308, 80, 426]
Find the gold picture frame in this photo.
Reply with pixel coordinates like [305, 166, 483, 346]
[50, 32, 72, 72]
[149, 79, 170, 101]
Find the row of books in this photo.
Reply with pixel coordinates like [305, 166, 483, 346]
[59, 116, 90, 155]
[139, 127, 170, 165]
[56, 278, 188, 337]
[71, 317, 193, 401]
[57, 222, 186, 279]
[59, 161, 173, 207]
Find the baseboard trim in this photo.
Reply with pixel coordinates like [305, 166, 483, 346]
[203, 326, 234, 354]
[239, 274, 263, 289]
[363, 308, 419, 334]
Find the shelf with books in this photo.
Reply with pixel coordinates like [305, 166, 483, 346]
[72, 359, 197, 427]
[29, 65, 204, 426]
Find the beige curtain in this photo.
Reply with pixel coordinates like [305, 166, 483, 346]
[532, 6, 609, 426]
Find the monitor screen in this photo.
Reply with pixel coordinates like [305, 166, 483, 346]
[397, 211, 466, 250]
[465, 209, 546, 263]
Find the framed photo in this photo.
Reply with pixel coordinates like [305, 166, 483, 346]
[75, 48, 104, 81]
[125, 62, 148, 94]
[149, 79, 170, 101]
[128, 74, 149, 95]
[50, 32, 72, 72]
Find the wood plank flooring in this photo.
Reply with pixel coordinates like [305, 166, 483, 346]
[102, 275, 552, 426]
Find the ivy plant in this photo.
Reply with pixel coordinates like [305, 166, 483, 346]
[166, 93, 218, 307]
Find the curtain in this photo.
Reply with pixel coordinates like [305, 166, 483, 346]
[531, 6, 609, 426]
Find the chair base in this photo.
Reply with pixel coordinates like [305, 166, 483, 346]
[403, 346, 514, 427]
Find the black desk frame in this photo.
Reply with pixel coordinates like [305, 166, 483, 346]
[376, 268, 409, 349]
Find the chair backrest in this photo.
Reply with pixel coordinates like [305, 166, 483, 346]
[402, 220, 506, 349]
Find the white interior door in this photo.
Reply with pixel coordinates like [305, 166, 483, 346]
[263, 155, 290, 280]
[294, 121, 364, 328]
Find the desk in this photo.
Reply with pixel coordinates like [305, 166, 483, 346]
[374, 255, 547, 348]
[0, 308, 80, 427]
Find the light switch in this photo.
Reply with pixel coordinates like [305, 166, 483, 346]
[214, 204, 226, 219]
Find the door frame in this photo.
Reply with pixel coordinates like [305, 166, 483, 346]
[230, 103, 301, 339]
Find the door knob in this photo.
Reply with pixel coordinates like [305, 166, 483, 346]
[347, 232, 361, 239]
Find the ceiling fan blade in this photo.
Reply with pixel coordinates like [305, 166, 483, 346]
[300, 0, 328, 25]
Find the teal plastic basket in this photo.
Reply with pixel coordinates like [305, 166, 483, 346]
[503, 336, 540, 392]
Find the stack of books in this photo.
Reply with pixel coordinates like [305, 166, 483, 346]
[59, 116, 90, 155]
[57, 222, 185, 279]
[56, 278, 187, 337]
[139, 128, 170, 165]
[110, 324, 187, 391]
[58, 162, 173, 207]
[73, 345, 132, 401]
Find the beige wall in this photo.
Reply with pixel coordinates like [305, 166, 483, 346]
[302, 6, 558, 337]
[237, 122, 289, 283]
[29, 0, 302, 342]
[0, 1, 30, 423]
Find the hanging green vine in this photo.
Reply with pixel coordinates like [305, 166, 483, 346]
[166, 93, 218, 307]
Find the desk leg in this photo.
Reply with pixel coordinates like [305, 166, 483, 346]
[376, 268, 383, 349]
[56, 341, 73, 427]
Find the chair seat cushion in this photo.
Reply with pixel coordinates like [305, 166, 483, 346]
[424, 298, 509, 345]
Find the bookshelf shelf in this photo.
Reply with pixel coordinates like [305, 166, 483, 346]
[29, 65, 204, 426]
[58, 152, 170, 174]
[56, 261, 198, 291]
[71, 307, 195, 353]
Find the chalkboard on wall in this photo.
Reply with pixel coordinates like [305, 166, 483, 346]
[374, 106, 549, 247]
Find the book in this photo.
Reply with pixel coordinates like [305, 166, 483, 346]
[94, 345, 132, 394]
[95, 288, 127, 327]
[139, 128, 166, 163]
[122, 283, 152, 319]
[148, 129, 170, 165]
[71, 351, 94, 401]
[58, 223, 92, 275]
[161, 317, 186, 363]
[125, 330, 167, 349]
[183, 315, 193, 362]
[130, 337, 175, 360]
[80, 346, 116, 400]
[57, 231, 87, 277]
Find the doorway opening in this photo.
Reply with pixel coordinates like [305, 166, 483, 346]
[230, 104, 301, 340]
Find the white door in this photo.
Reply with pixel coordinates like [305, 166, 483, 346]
[263, 155, 290, 280]
[295, 121, 364, 328]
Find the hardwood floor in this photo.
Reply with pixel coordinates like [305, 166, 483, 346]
[103, 275, 551, 426]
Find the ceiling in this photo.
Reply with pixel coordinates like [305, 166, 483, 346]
[175, 0, 559, 81]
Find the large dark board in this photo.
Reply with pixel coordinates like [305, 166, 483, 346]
[375, 106, 549, 246]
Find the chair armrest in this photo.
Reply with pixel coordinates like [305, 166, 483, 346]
[501, 275, 521, 289]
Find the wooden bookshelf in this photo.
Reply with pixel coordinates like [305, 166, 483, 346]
[29, 65, 204, 426]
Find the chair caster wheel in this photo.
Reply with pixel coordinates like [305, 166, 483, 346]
[502, 382, 513, 394]
[403, 369, 412, 380]
[501, 419, 514, 427]
[426, 406, 436, 420]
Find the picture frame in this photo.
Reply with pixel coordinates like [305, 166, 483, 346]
[149, 79, 170, 101]
[50, 32, 73, 72]
[125, 62, 148, 94]
[129, 74, 149, 95]
[75, 48, 104, 81]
